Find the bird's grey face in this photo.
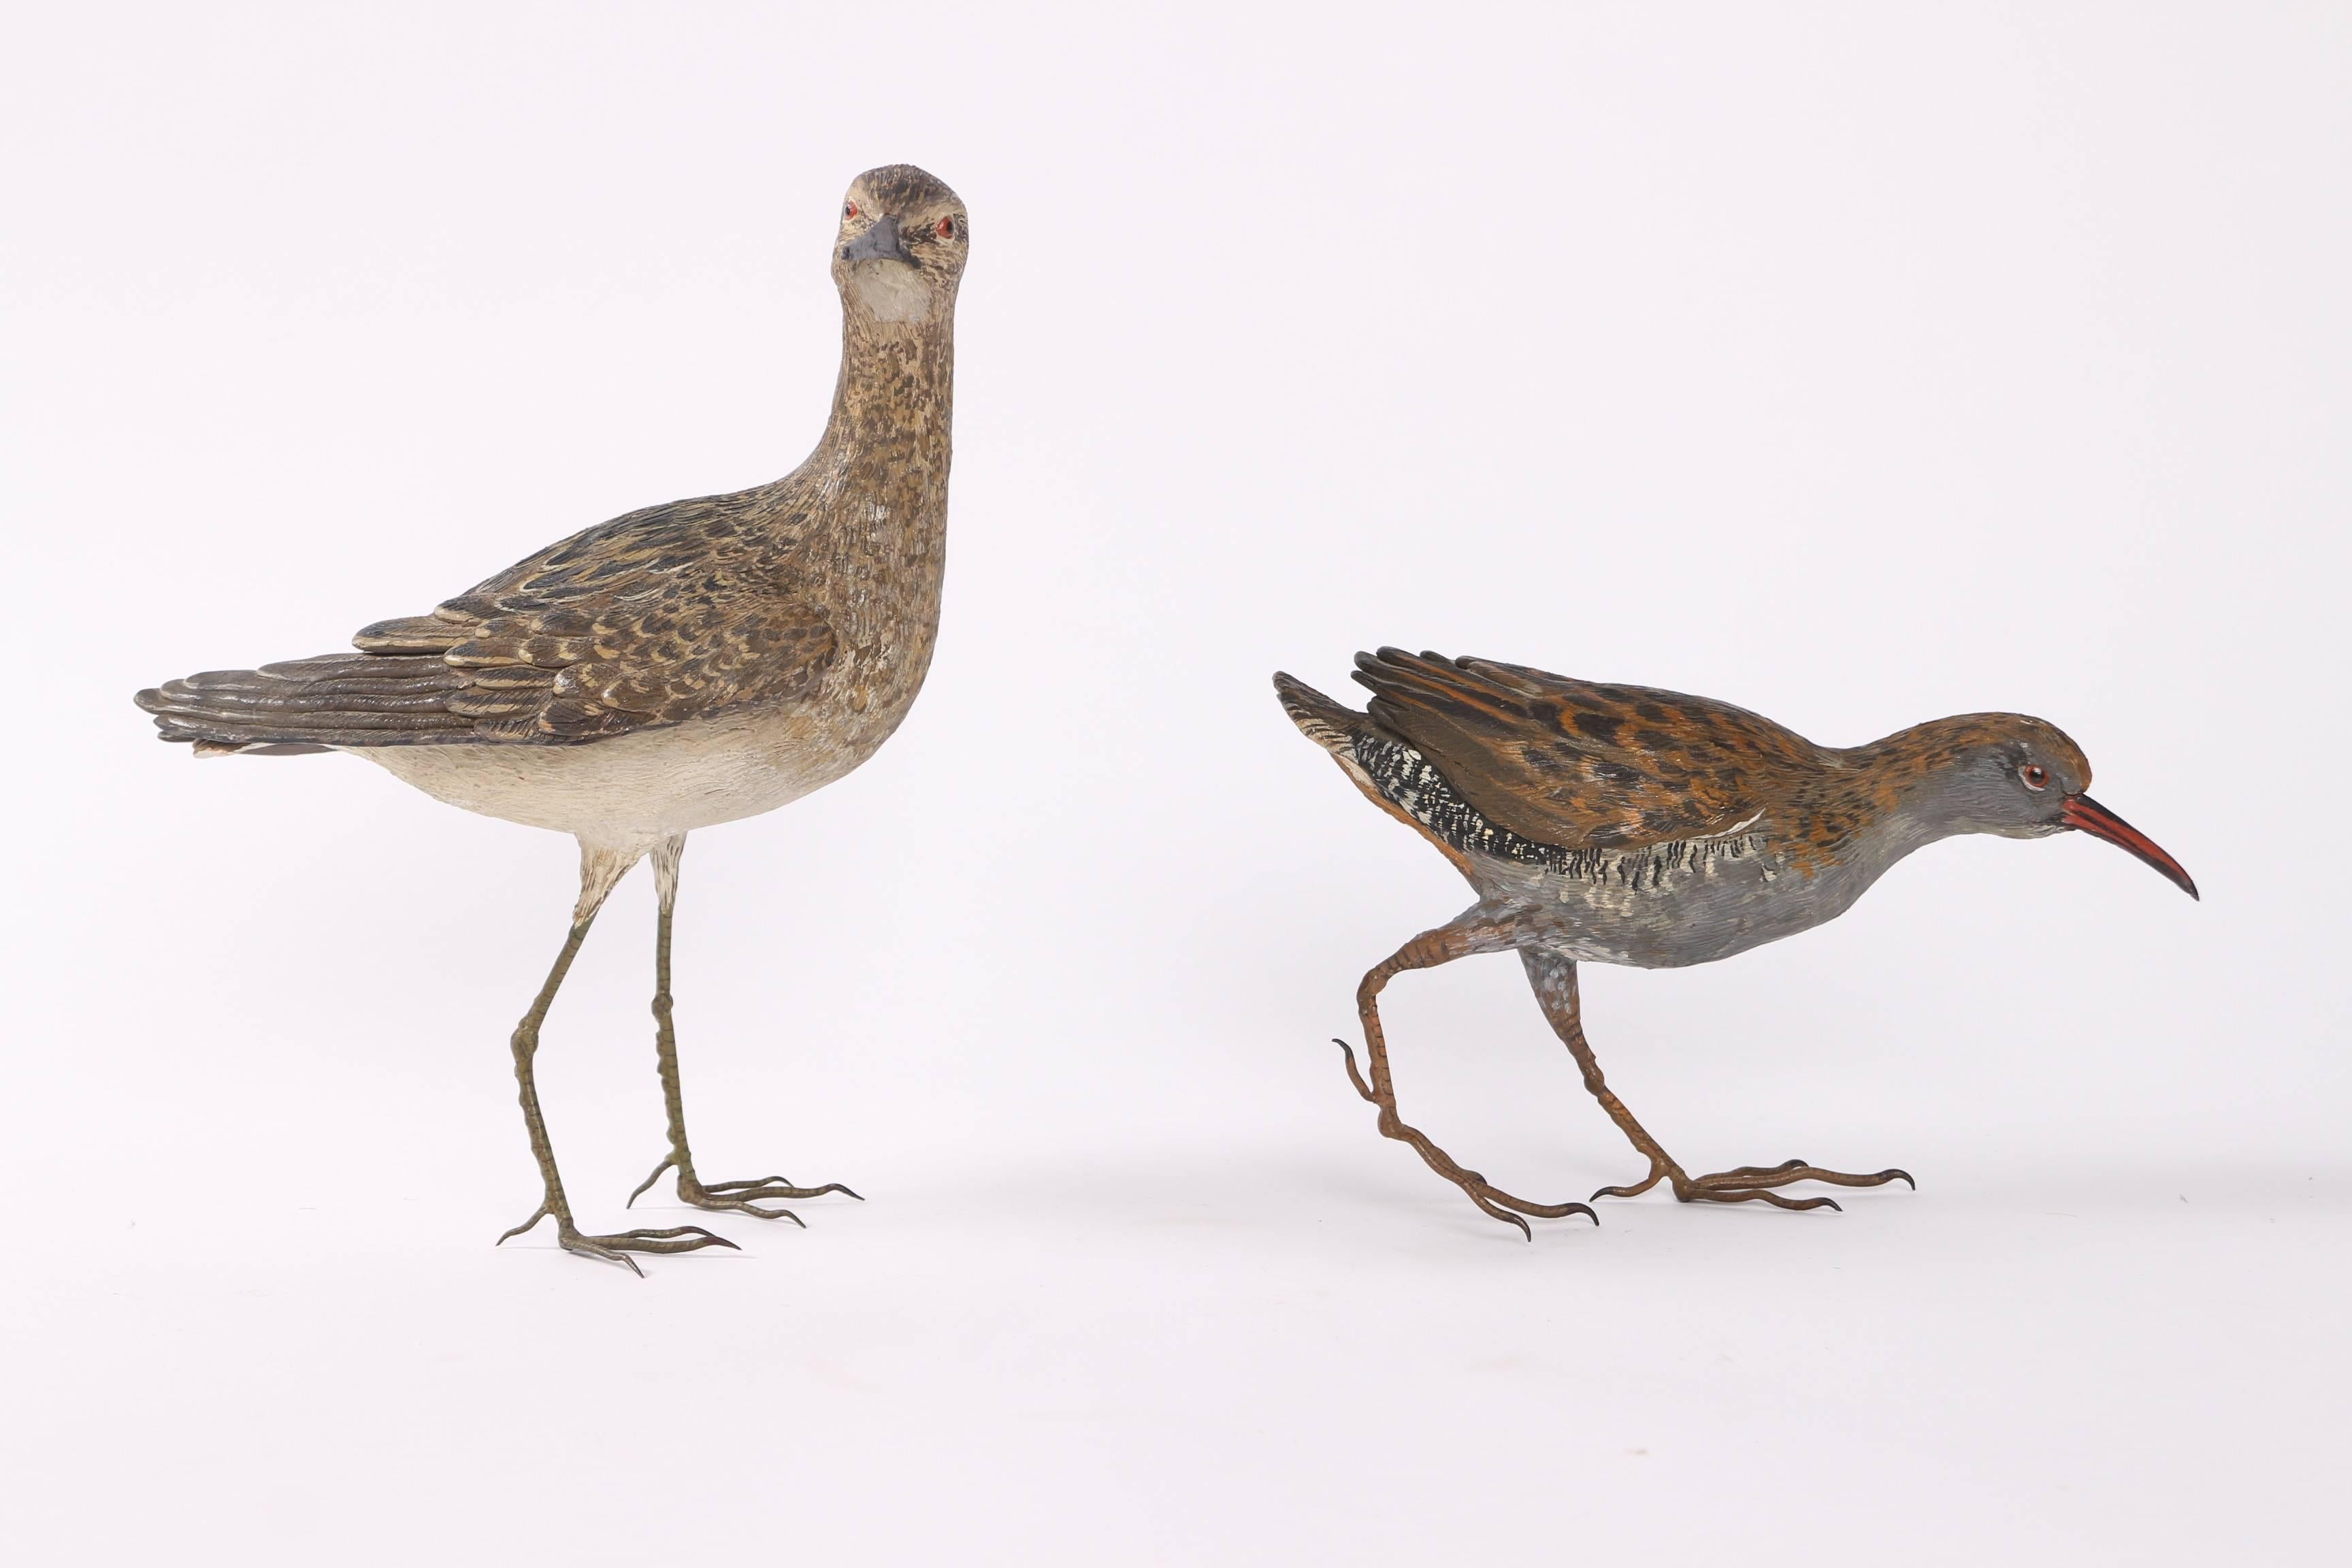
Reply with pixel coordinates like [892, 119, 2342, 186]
[832, 166, 968, 324]
[1940, 719, 2196, 898]
[1949, 723, 2089, 840]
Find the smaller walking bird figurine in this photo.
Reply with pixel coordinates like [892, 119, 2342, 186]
[1275, 650, 2197, 1235]
[137, 165, 969, 1272]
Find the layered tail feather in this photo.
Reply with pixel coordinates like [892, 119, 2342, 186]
[1275, 667, 1486, 872]
[134, 652, 477, 753]
[1272, 670, 1377, 757]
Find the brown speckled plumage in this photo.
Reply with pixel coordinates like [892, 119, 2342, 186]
[141, 163, 964, 768]
[1275, 649, 2195, 1236]
[133, 165, 970, 1273]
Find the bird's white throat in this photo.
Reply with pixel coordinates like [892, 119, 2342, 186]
[851, 263, 934, 324]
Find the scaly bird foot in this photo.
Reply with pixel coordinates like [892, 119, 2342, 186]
[1592, 1155, 1915, 1211]
[625, 1154, 862, 1225]
[1452, 1169, 1602, 1235]
[1684, 1158, 1914, 1211]
[494, 1203, 738, 1277]
[1334, 1039, 1598, 1239]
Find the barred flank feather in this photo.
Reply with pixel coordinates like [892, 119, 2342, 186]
[1349, 732, 1768, 887]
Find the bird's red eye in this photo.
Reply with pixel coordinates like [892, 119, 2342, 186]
[2021, 764, 2048, 790]
[844, 201, 859, 219]
[936, 216, 956, 239]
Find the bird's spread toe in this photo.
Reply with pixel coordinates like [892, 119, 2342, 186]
[1678, 1160, 1915, 1208]
[495, 1203, 739, 1273]
[626, 1154, 861, 1226]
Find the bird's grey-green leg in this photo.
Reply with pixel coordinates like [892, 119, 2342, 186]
[497, 845, 738, 1274]
[625, 834, 860, 1223]
[1519, 946, 1913, 1211]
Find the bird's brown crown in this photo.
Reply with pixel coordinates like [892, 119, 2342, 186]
[848, 164, 962, 217]
[1854, 713, 2091, 795]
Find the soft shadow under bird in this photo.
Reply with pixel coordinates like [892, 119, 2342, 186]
[137, 165, 970, 1273]
[1275, 649, 2197, 1236]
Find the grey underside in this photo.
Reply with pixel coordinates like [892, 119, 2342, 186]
[1351, 734, 1912, 970]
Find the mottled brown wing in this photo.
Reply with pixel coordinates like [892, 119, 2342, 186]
[1351, 649, 1817, 851]
[139, 490, 836, 749]
[361, 491, 836, 741]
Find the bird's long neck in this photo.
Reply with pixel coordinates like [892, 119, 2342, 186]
[1824, 717, 2011, 863]
[797, 304, 958, 695]
[817, 312, 956, 476]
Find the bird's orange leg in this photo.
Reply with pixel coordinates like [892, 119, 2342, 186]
[624, 836, 860, 1223]
[1519, 949, 1913, 1212]
[1338, 917, 1597, 1238]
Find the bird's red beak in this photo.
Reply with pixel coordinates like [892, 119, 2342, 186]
[2061, 795, 2199, 900]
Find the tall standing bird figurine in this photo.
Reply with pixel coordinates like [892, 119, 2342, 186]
[136, 165, 970, 1273]
[1275, 650, 2197, 1235]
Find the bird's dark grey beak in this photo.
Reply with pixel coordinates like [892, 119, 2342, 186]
[840, 213, 913, 265]
[2061, 794, 2199, 900]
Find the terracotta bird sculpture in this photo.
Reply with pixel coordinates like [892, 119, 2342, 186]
[136, 165, 970, 1272]
[1275, 649, 2197, 1235]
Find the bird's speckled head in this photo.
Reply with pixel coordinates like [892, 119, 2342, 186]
[1870, 713, 2196, 897]
[832, 164, 968, 325]
[1872, 713, 2089, 838]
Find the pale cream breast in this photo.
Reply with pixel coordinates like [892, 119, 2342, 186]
[353, 700, 885, 853]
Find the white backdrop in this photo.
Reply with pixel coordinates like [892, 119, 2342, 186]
[4, 4, 2346, 1563]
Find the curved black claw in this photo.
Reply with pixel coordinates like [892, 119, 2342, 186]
[703, 1175, 864, 1202]
[625, 1155, 860, 1225]
[1436, 1164, 1596, 1238]
[1592, 1186, 1639, 1201]
[1592, 1164, 1671, 1203]
[560, 1225, 738, 1276]
[1333, 1039, 1379, 1105]
[625, 1156, 680, 1209]
[1481, 1188, 1600, 1226]
[495, 1205, 737, 1275]
[1477, 1198, 1533, 1241]
[688, 1184, 809, 1226]
[1591, 1154, 1908, 1211]
[1686, 1160, 1916, 1200]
